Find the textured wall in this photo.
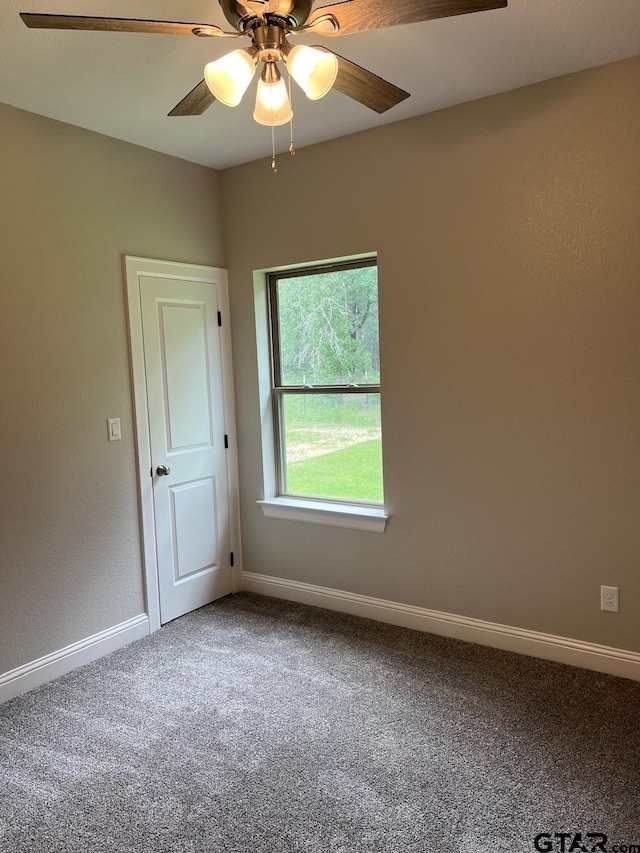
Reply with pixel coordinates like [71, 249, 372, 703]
[221, 57, 640, 652]
[0, 104, 224, 672]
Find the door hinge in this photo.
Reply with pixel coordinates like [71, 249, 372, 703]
[224, 434, 229, 449]
[217, 311, 222, 327]
[230, 552, 234, 567]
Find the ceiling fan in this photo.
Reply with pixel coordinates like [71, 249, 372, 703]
[20, 0, 508, 163]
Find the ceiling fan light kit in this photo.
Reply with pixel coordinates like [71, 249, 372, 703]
[204, 49, 257, 107]
[19, 0, 508, 168]
[203, 30, 339, 126]
[287, 44, 338, 100]
[254, 64, 293, 126]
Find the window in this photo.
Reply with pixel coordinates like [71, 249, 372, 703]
[267, 259, 384, 511]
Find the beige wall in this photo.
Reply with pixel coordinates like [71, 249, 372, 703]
[1, 56, 638, 678]
[0, 104, 224, 673]
[221, 57, 640, 652]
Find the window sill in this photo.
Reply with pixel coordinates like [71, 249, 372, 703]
[257, 497, 388, 533]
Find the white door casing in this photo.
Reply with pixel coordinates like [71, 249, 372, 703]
[125, 257, 242, 631]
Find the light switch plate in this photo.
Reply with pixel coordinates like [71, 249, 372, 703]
[107, 418, 121, 441]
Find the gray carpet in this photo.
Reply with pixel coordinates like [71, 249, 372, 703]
[1, 593, 639, 852]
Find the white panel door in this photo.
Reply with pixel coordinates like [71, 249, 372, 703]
[140, 275, 231, 624]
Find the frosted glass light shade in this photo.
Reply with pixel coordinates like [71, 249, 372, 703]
[253, 79, 293, 126]
[204, 50, 255, 107]
[287, 45, 338, 100]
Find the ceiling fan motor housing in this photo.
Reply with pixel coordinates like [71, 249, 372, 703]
[251, 24, 290, 62]
[219, 0, 313, 31]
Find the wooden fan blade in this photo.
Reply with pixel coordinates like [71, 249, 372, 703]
[318, 48, 409, 113]
[20, 13, 222, 37]
[309, 0, 507, 36]
[168, 81, 216, 116]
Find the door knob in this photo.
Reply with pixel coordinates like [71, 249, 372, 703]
[156, 465, 171, 476]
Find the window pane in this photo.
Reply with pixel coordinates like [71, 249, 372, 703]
[277, 265, 379, 386]
[281, 392, 383, 504]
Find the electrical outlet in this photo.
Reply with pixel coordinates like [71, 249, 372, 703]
[600, 585, 619, 613]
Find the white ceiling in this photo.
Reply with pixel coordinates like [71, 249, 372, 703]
[2, 0, 639, 169]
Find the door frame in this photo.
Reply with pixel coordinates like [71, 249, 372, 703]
[124, 255, 243, 633]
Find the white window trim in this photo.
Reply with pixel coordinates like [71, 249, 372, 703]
[258, 497, 388, 533]
[253, 258, 389, 534]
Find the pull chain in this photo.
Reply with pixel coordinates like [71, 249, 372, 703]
[270, 80, 278, 173]
[271, 122, 277, 174]
[288, 71, 296, 157]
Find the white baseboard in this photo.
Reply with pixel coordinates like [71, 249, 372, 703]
[0, 614, 150, 704]
[241, 572, 640, 682]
